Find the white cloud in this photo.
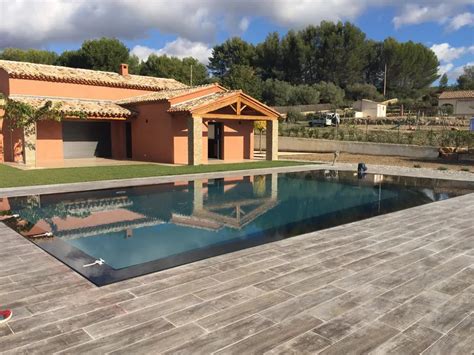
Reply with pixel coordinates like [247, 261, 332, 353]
[430, 43, 474, 80]
[430, 43, 466, 63]
[0, 0, 382, 48]
[131, 38, 212, 64]
[0, 0, 473, 49]
[392, 1, 473, 30]
[239, 17, 251, 32]
[447, 61, 474, 80]
[393, 4, 448, 29]
[438, 63, 454, 76]
[447, 12, 474, 31]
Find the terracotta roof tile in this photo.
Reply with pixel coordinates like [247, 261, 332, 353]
[0, 60, 187, 91]
[168, 91, 239, 112]
[439, 90, 474, 99]
[116, 84, 221, 104]
[8, 95, 135, 119]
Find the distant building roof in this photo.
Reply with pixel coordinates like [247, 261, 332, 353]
[439, 90, 474, 99]
[8, 95, 135, 119]
[0, 60, 187, 91]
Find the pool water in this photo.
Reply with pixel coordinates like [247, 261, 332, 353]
[2, 170, 472, 285]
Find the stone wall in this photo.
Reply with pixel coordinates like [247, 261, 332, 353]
[256, 136, 439, 159]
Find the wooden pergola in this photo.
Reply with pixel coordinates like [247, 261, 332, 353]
[183, 91, 280, 165]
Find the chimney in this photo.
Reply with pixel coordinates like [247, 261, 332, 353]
[119, 63, 129, 76]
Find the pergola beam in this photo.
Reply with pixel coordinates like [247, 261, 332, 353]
[200, 113, 273, 120]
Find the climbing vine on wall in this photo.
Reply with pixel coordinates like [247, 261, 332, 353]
[0, 94, 86, 131]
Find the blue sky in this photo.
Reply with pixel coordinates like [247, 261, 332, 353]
[1, 0, 473, 82]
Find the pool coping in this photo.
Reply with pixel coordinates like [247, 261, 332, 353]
[1, 161, 473, 198]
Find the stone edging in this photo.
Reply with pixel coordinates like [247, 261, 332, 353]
[1, 162, 473, 198]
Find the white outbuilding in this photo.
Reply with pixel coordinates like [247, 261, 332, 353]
[353, 99, 387, 118]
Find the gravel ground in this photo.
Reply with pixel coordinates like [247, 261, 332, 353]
[282, 152, 473, 172]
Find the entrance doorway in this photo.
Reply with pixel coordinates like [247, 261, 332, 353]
[62, 121, 111, 159]
[208, 122, 223, 159]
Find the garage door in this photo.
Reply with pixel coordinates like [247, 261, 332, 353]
[62, 121, 112, 159]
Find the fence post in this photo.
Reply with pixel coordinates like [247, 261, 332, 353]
[365, 119, 368, 141]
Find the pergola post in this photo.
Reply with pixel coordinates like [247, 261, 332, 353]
[193, 179, 204, 212]
[266, 119, 278, 161]
[187, 115, 202, 165]
[23, 123, 37, 166]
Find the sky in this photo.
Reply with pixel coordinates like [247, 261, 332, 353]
[0, 0, 473, 83]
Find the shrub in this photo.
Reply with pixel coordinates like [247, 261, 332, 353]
[338, 130, 345, 140]
[286, 110, 306, 123]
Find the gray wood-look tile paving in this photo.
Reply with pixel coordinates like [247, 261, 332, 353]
[0, 179, 473, 353]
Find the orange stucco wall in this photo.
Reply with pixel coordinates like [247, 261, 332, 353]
[8, 78, 153, 100]
[111, 121, 126, 159]
[131, 102, 174, 163]
[172, 118, 253, 164]
[36, 120, 64, 163]
[222, 120, 254, 161]
[172, 115, 208, 165]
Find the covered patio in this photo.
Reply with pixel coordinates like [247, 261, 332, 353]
[169, 90, 280, 166]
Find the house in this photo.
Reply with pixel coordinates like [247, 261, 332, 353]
[438, 90, 474, 116]
[0, 60, 279, 166]
[353, 99, 387, 118]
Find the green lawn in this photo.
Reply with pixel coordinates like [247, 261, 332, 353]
[0, 160, 309, 188]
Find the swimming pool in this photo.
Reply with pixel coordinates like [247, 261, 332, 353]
[2, 170, 473, 285]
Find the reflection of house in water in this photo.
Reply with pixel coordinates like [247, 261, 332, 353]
[9, 173, 279, 239]
[172, 174, 278, 231]
[21, 196, 163, 240]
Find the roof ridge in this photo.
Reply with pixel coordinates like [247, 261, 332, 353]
[0, 59, 188, 91]
[169, 91, 223, 108]
[8, 94, 116, 103]
[115, 83, 223, 105]
[0, 59, 120, 76]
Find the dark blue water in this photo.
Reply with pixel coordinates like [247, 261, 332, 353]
[2, 170, 471, 285]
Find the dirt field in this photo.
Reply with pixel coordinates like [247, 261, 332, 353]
[283, 152, 474, 172]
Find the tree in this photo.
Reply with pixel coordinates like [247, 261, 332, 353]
[254, 121, 266, 152]
[56, 50, 87, 68]
[127, 54, 141, 74]
[280, 30, 307, 84]
[221, 65, 263, 99]
[255, 32, 284, 81]
[314, 82, 345, 108]
[79, 38, 130, 72]
[456, 65, 474, 90]
[345, 83, 383, 101]
[140, 55, 208, 85]
[56, 38, 137, 73]
[0, 48, 58, 64]
[288, 85, 320, 105]
[364, 40, 384, 89]
[382, 38, 439, 98]
[300, 21, 368, 87]
[181, 57, 208, 85]
[439, 73, 449, 90]
[261, 79, 292, 106]
[208, 38, 256, 77]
